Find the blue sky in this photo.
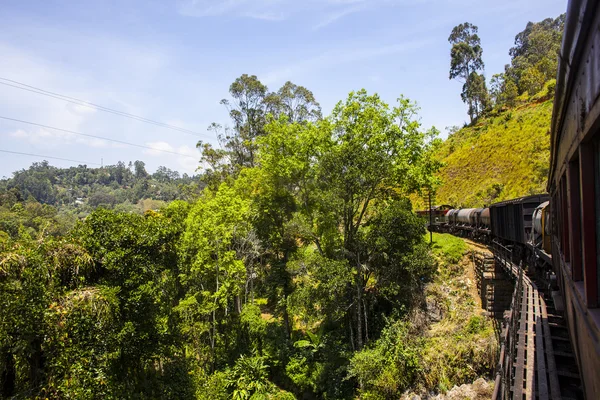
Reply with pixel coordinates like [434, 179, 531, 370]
[0, 0, 567, 178]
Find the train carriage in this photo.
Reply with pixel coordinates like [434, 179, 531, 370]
[489, 194, 549, 245]
[547, 0, 600, 397]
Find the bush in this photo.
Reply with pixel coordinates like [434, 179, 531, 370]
[348, 320, 421, 398]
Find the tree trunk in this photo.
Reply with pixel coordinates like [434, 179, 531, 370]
[363, 298, 369, 345]
[281, 252, 292, 340]
[235, 295, 241, 314]
[1, 351, 15, 398]
[211, 242, 220, 372]
[250, 263, 255, 304]
[28, 337, 45, 389]
[356, 276, 363, 350]
[469, 99, 474, 123]
[466, 63, 474, 124]
[349, 319, 356, 352]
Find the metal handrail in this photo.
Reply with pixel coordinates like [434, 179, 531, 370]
[491, 243, 522, 400]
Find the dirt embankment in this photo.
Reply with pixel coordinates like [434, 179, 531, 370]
[402, 235, 498, 398]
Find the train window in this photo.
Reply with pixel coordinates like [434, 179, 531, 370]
[593, 139, 600, 306]
[568, 159, 583, 281]
[561, 175, 571, 262]
[579, 141, 597, 307]
[556, 187, 563, 253]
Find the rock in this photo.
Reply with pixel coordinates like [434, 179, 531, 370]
[400, 393, 421, 400]
[471, 378, 493, 397]
[427, 298, 443, 322]
[430, 378, 493, 400]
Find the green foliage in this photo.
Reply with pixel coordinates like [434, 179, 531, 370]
[348, 320, 422, 398]
[67, 208, 194, 398]
[194, 370, 229, 400]
[0, 77, 454, 399]
[227, 354, 285, 399]
[43, 286, 120, 399]
[0, 198, 77, 240]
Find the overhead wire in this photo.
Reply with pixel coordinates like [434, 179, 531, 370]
[0, 149, 101, 166]
[0, 115, 198, 159]
[0, 77, 211, 138]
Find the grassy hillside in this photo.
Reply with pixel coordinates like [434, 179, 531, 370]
[434, 99, 552, 208]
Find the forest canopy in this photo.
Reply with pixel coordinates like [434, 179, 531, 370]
[0, 80, 445, 399]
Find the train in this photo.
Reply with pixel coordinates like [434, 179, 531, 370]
[547, 0, 600, 397]
[424, 194, 550, 265]
[420, 1, 600, 397]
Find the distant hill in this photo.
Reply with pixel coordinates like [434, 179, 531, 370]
[0, 161, 203, 217]
[434, 98, 552, 208]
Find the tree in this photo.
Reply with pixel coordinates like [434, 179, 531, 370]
[88, 191, 117, 208]
[321, 92, 437, 349]
[114, 161, 127, 185]
[504, 14, 565, 96]
[179, 183, 252, 369]
[220, 74, 270, 169]
[257, 91, 437, 351]
[448, 23, 485, 122]
[133, 160, 148, 180]
[462, 72, 489, 119]
[268, 81, 322, 123]
[153, 166, 180, 183]
[71, 208, 193, 398]
[489, 73, 505, 108]
[198, 75, 322, 187]
[8, 161, 58, 204]
[509, 15, 565, 59]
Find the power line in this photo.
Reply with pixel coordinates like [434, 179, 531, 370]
[0, 77, 212, 138]
[0, 149, 101, 166]
[0, 115, 198, 159]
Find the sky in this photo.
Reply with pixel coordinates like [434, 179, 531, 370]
[0, 0, 568, 178]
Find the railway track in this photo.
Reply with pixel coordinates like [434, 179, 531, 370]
[467, 241, 583, 399]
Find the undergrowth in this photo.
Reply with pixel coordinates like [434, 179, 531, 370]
[350, 233, 497, 398]
[420, 233, 496, 393]
[428, 232, 467, 265]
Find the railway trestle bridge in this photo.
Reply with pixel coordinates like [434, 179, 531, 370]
[470, 242, 582, 400]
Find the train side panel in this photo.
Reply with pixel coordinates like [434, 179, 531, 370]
[548, 0, 600, 397]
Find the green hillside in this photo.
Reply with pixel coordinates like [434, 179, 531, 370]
[435, 99, 552, 208]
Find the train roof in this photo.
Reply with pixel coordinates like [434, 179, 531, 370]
[549, 0, 598, 190]
[489, 194, 550, 208]
[432, 204, 453, 210]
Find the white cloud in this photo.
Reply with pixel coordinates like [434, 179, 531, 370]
[10, 129, 28, 138]
[262, 38, 432, 85]
[9, 127, 112, 148]
[312, 4, 365, 30]
[176, 0, 412, 26]
[65, 102, 98, 116]
[144, 141, 175, 156]
[144, 142, 200, 174]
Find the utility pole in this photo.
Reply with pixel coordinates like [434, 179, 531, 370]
[429, 191, 433, 244]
